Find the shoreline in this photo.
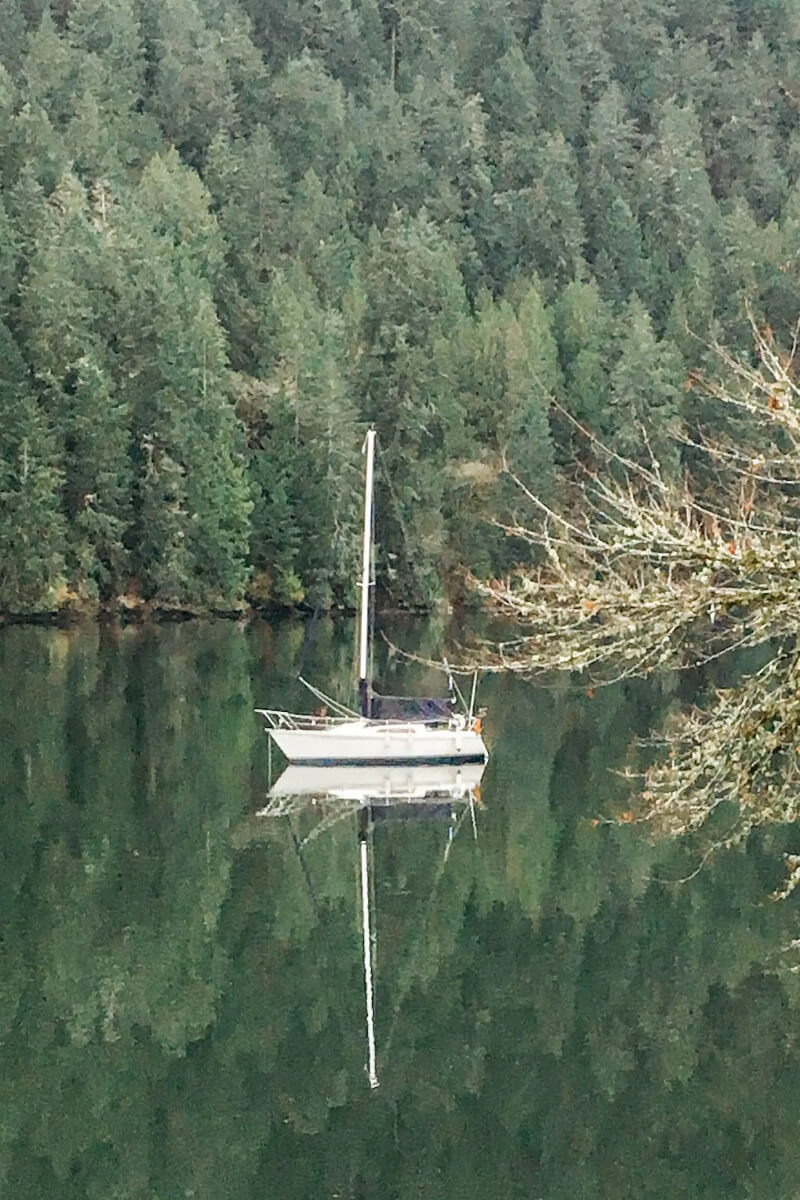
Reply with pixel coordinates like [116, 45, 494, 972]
[0, 596, 465, 629]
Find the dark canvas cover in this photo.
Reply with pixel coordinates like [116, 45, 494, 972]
[369, 694, 453, 721]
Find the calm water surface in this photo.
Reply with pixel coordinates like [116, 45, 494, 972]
[3, 618, 800, 1199]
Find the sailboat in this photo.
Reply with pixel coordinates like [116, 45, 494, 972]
[256, 430, 488, 766]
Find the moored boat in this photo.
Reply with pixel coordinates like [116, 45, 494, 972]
[257, 429, 487, 766]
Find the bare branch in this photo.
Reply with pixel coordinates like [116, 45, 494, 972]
[472, 311, 800, 869]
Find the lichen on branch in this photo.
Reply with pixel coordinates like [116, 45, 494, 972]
[476, 310, 800, 865]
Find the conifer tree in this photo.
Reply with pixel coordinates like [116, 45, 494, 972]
[205, 126, 291, 368]
[17, 170, 101, 379]
[592, 194, 649, 305]
[358, 209, 470, 600]
[5, 100, 70, 195]
[233, 0, 311, 66]
[127, 257, 251, 607]
[0, 0, 31, 72]
[502, 280, 561, 487]
[16, 172, 133, 598]
[199, 2, 270, 133]
[299, 0, 382, 92]
[530, 0, 583, 140]
[375, 0, 451, 86]
[252, 264, 361, 606]
[483, 45, 540, 182]
[0, 322, 65, 611]
[703, 31, 787, 221]
[350, 79, 432, 230]
[266, 52, 353, 186]
[773, 180, 800, 332]
[607, 294, 683, 476]
[20, 10, 81, 130]
[111, 159, 251, 607]
[491, 131, 585, 287]
[639, 99, 718, 314]
[0, 196, 19, 316]
[665, 243, 717, 360]
[554, 278, 615, 435]
[60, 355, 131, 598]
[66, 0, 145, 101]
[600, 0, 673, 117]
[0, 62, 19, 188]
[711, 200, 782, 337]
[455, 0, 522, 94]
[582, 82, 642, 279]
[142, 0, 238, 165]
[65, 0, 160, 177]
[287, 168, 356, 305]
[482, 280, 561, 569]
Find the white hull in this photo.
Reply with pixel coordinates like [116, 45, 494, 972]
[268, 760, 486, 802]
[268, 719, 487, 766]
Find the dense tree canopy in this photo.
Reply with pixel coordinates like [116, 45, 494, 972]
[0, 0, 798, 614]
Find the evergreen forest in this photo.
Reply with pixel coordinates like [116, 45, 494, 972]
[1, 0, 799, 615]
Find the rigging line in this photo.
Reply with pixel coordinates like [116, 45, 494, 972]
[469, 791, 478, 841]
[287, 813, 320, 916]
[468, 671, 478, 722]
[443, 658, 467, 711]
[299, 800, 360, 847]
[298, 677, 359, 718]
[443, 801, 471, 864]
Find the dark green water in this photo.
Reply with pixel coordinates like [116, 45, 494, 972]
[3, 619, 800, 1199]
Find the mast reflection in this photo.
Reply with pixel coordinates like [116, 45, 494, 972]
[257, 760, 487, 1089]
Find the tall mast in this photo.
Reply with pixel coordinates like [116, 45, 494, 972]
[358, 429, 376, 718]
[359, 814, 379, 1089]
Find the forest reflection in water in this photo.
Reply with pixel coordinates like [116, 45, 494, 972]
[3, 617, 800, 1199]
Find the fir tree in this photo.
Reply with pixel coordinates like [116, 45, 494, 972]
[553, 277, 616, 462]
[607, 294, 683, 476]
[0, 322, 66, 611]
[60, 355, 131, 599]
[358, 209, 470, 600]
[266, 52, 353, 186]
[20, 10, 81, 130]
[490, 131, 586, 287]
[350, 79, 433, 230]
[502, 279, 561, 487]
[205, 126, 291, 369]
[0, 195, 20, 316]
[142, 0, 238, 165]
[252, 264, 361, 606]
[112, 161, 251, 606]
[639, 98, 718, 314]
[128, 259, 251, 607]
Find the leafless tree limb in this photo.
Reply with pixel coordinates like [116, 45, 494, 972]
[475, 311, 800, 870]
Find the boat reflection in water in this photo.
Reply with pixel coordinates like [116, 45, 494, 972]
[257, 760, 487, 1090]
[260, 760, 486, 809]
